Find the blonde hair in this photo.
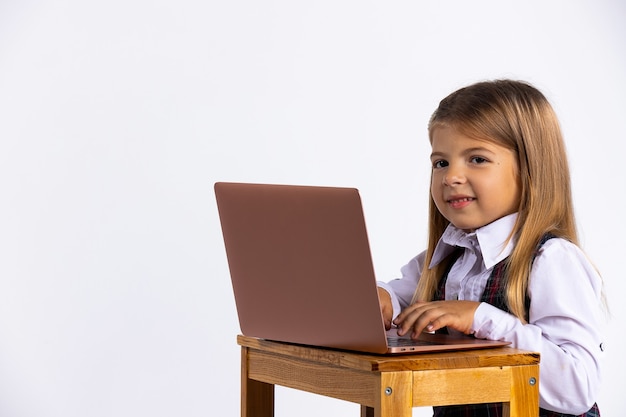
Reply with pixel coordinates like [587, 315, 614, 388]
[413, 80, 577, 322]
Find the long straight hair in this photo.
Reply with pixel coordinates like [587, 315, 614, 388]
[412, 80, 578, 322]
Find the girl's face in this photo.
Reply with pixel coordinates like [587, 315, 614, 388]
[430, 125, 521, 232]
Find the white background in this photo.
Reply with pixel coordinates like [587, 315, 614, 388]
[1, 1, 624, 416]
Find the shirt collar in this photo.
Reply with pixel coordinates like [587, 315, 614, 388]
[430, 213, 518, 269]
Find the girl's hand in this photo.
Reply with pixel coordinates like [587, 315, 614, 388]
[393, 300, 481, 338]
[377, 287, 393, 330]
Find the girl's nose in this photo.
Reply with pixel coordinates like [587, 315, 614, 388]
[443, 166, 466, 186]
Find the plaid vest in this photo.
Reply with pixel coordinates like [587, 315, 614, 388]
[432, 235, 600, 417]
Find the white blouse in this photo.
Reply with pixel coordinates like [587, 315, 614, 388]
[377, 213, 605, 414]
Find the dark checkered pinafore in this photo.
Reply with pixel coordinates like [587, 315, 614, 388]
[431, 235, 600, 417]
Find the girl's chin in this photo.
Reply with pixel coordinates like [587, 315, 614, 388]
[447, 219, 488, 232]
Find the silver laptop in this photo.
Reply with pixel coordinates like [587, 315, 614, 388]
[215, 182, 510, 354]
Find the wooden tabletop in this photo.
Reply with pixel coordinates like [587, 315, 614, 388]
[238, 335, 540, 373]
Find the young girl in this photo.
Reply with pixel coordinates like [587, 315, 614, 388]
[377, 80, 604, 417]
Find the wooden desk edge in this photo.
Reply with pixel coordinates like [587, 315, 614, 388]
[238, 335, 539, 372]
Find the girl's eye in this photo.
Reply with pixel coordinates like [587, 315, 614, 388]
[432, 160, 448, 169]
[470, 156, 488, 164]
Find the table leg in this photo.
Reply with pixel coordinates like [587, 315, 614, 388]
[504, 364, 539, 417]
[360, 405, 374, 417]
[374, 371, 412, 417]
[241, 347, 274, 417]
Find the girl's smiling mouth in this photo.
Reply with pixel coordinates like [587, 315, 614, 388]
[447, 196, 475, 209]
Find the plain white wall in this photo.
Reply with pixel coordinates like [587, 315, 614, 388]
[1, 1, 624, 416]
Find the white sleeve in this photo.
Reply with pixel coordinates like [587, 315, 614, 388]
[377, 251, 426, 319]
[472, 238, 605, 414]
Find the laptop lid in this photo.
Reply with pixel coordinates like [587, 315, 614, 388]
[215, 182, 510, 354]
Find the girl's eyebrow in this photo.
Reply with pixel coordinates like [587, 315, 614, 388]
[430, 146, 496, 160]
[463, 146, 497, 156]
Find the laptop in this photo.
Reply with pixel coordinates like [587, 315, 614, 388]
[215, 182, 510, 354]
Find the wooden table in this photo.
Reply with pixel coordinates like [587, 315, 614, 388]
[238, 335, 540, 417]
